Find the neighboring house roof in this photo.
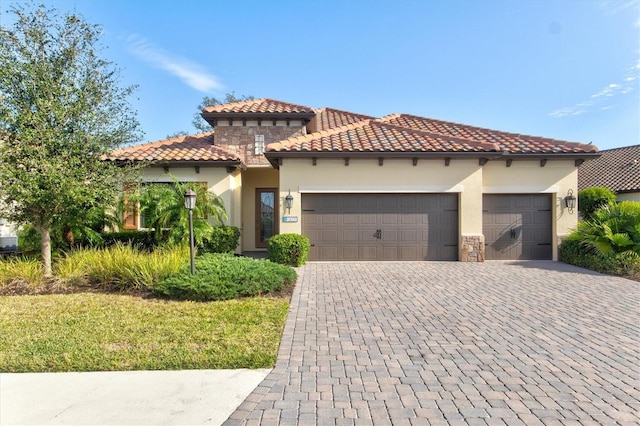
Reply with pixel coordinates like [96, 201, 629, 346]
[108, 132, 242, 166]
[578, 144, 640, 193]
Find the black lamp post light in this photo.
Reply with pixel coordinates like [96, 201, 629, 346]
[565, 189, 577, 214]
[184, 189, 196, 275]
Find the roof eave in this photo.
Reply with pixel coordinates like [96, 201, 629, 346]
[202, 111, 316, 127]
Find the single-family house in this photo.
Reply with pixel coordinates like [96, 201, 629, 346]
[109, 98, 599, 262]
[578, 144, 640, 202]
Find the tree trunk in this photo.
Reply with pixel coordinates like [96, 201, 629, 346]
[40, 227, 52, 277]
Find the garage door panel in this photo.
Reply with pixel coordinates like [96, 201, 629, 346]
[360, 213, 377, 225]
[302, 193, 458, 261]
[382, 246, 399, 260]
[383, 229, 398, 242]
[321, 230, 339, 243]
[382, 214, 399, 225]
[321, 214, 338, 226]
[400, 230, 418, 242]
[343, 229, 358, 242]
[343, 246, 359, 260]
[359, 246, 378, 260]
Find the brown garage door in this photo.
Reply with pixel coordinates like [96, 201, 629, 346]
[483, 194, 552, 260]
[301, 193, 458, 261]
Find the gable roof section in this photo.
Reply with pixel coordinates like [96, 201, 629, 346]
[378, 114, 597, 154]
[578, 144, 640, 193]
[312, 107, 374, 132]
[268, 119, 500, 154]
[108, 132, 242, 166]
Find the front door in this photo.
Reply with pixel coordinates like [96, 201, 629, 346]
[256, 188, 278, 248]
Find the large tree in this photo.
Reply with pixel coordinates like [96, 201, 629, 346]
[0, 4, 142, 275]
[191, 92, 254, 133]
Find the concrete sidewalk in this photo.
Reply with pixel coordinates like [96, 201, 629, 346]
[0, 368, 270, 425]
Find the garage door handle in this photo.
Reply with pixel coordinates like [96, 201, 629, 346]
[510, 229, 516, 239]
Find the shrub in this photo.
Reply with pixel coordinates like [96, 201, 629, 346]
[55, 244, 189, 291]
[154, 253, 296, 301]
[0, 257, 44, 289]
[268, 234, 310, 266]
[576, 201, 640, 256]
[559, 234, 640, 277]
[200, 226, 241, 254]
[578, 187, 616, 221]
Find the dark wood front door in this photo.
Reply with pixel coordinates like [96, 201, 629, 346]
[256, 188, 278, 248]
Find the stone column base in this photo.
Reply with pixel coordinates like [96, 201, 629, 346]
[460, 235, 485, 262]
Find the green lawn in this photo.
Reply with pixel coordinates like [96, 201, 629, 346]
[0, 293, 289, 372]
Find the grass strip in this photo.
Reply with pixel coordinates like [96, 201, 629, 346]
[0, 293, 288, 372]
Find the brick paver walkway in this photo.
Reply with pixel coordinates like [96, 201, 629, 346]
[224, 261, 640, 425]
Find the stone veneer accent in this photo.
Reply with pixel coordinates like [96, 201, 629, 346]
[460, 235, 485, 262]
[215, 125, 306, 166]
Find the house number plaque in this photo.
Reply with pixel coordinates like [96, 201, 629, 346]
[283, 216, 298, 223]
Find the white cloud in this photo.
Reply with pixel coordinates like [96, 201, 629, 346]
[126, 35, 224, 93]
[549, 61, 639, 118]
[599, 0, 638, 15]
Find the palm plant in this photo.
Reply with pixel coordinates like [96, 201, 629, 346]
[576, 201, 640, 257]
[135, 178, 227, 246]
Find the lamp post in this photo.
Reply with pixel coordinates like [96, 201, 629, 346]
[184, 189, 196, 275]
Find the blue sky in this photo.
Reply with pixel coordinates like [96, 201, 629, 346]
[2, 0, 638, 150]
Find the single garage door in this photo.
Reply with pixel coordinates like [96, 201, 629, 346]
[483, 194, 552, 260]
[302, 193, 458, 261]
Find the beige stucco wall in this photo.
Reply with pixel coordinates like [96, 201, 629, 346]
[277, 157, 482, 240]
[240, 167, 279, 251]
[142, 166, 238, 229]
[482, 160, 579, 260]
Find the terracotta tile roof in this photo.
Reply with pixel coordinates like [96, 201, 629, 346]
[578, 144, 640, 193]
[108, 132, 241, 163]
[312, 107, 374, 131]
[267, 120, 499, 153]
[202, 98, 314, 114]
[378, 114, 597, 154]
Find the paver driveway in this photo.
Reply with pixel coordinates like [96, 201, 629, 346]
[225, 261, 639, 425]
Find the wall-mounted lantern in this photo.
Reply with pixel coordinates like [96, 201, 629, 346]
[565, 189, 577, 214]
[284, 190, 294, 213]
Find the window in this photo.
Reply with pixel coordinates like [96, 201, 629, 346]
[254, 134, 265, 155]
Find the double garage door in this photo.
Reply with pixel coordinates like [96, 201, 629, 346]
[301, 193, 458, 261]
[301, 193, 552, 261]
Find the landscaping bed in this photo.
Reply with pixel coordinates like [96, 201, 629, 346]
[0, 245, 297, 372]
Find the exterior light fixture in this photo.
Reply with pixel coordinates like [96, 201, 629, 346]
[564, 189, 576, 214]
[285, 190, 294, 213]
[184, 189, 197, 275]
